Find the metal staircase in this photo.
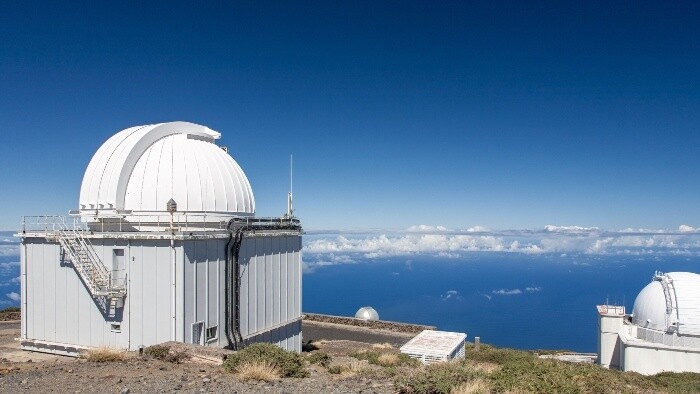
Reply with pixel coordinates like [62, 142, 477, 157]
[52, 218, 126, 301]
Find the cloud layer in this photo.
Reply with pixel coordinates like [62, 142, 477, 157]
[304, 224, 700, 267]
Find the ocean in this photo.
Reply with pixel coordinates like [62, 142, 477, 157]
[3, 230, 699, 353]
[303, 253, 700, 353]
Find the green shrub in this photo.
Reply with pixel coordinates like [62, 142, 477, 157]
[144, 344, 170, 360]
[306, 351, 332, 367]
[144, 344, 189, 363]
[652, 372, 700, 393]
[349, 349, 419, 367]
[223, 343, 309, 378]
[0, 306, 20, 313]
[327, 365, 343, 374]
[394, 360, 485, 394]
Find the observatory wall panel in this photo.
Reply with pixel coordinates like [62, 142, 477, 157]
[21, 238, 130, 351]
[182, 239, 225, 347]
[239, 234, 302, 348]
[127, 239, 174, 348]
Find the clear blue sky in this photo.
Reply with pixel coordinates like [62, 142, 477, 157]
[1, 1, 698, 231]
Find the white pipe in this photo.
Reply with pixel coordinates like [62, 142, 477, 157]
[171, 237, 176, 341]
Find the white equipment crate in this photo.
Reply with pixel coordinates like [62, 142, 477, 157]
[400, 330, 467, 364]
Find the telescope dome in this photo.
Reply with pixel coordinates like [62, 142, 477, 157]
[632, 272, 700, 336]
[78, 121, 255, 224]
[355, 306, 379, 321]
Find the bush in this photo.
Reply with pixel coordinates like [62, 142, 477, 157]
[0, 306, 20, 313]
[350, 349, 419, 367]
[326, 361, 368, 378]
[144, 344, 190, 363]
[85, 347, 126, 363]
[144, 344, 170, 360]
[306, 351, 332, 367]
[223, 343, 309, 378]
[236, 360, 281, 381]
[327, 364, 344, 374]
[394, 360, 485, 394]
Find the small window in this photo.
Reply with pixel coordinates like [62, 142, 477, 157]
[192, 321, 204, 345]
[206, 326, 218, 341]
[111, 323, 121, 333]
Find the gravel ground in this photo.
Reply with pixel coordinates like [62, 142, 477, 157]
[0, 312, 20, 322]
[0, 356, 397, 394]
[0, 321, 407, 393]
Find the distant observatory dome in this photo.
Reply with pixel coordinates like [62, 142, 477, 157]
[632, 272, 700, 336]
[78, 121, 254, 226]
[355, 307, 379, 321]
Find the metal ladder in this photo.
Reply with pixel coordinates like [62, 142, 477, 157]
[52, 218, 126, 310]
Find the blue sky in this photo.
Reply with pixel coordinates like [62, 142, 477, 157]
[1, 2, 699, 231]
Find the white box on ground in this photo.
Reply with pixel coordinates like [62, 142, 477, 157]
[400, 330, 467, 364]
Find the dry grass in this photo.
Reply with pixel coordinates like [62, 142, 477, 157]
[340, 360, 368, 378]
[236, 360, 281, 382]
[451, 378, 491, 394]
[85, 347, 126, 362]
[329, 360, 369, 379]
[372, 342, 394, 349]
[469, 361, 500, 374]
[377, 353, 401, 367]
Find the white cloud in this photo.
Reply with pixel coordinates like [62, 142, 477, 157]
[466, 226, 489, 233]
[679, 225, 697, 233]
[406, 225, 450, 232]
[0, 245, 19, 257]
[6, 292, 19, 302]
[0, 261, 19, 273]
[492, 288, 522, 296]
[544, 225, 600, 233]
[301, 225, 700, 270]
[525, 286, 542, 293]
[441, 290, 462, 301]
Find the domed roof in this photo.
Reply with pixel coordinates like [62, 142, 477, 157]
[632, 272, 700, 336]
[79, 121, 255, 217]
[355, 306, 379, 321]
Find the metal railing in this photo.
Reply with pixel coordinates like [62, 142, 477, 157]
[636, 326, 700, 350]
[21, 213, 300, 234]
[22, 216, 126, 299]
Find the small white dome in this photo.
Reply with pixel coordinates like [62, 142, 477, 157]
[79, 121, 255, 220]
[355, 306, 379, 321]
[632, 272, 700, 336]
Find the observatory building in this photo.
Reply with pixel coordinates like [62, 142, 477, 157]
[597, 272, 700, 375]
[19, 121, 302, 355]
[355, 306, 379, 321]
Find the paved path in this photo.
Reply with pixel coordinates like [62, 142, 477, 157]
[302, 320, 416, 348]
[0, 321, 69, 362]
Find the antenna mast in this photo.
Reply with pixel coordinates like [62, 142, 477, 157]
[287, 155, 294, 218]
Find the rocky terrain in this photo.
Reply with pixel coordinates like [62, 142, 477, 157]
[3, 315, 700, 393]
[0, 319, 410, 394]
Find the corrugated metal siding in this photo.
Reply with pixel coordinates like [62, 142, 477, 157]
[22, 231, 301, 353]
[239, 234, 301, 351]
[183, 239, 225, 346]
[127, 239, 173, 347]
[22, 237, 175, 351]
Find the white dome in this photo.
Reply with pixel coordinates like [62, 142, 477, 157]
[355, 306, 379, 321]
[632, 272, 700, 336]
[79, 121, 255, 218]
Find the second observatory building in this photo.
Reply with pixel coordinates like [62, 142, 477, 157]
[20, 121, 302, 355]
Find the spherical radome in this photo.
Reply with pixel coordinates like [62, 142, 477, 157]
[78, 121, 255, 218]
[632, 272, 700, 336]
[355, 306, 379, 321]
